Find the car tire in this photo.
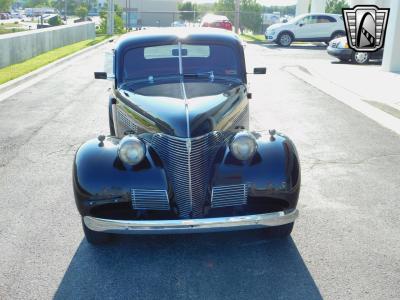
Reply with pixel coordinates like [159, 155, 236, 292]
[330, 31, 345, 42]
[82, 217, 112, 245]
[277, 32, 293, 47]
[265, 222, 294, 238]
[352, 52, 370, 64]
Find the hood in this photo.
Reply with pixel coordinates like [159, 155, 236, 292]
[117, 79, 246, 138]
[267, 23, 287, 31]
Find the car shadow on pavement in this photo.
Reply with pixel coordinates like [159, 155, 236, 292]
[54, 230, 322, 299]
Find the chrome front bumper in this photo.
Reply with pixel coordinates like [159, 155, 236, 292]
[84, 209, 299, 234]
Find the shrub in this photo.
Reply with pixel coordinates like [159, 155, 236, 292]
[48, 15, 63, 26]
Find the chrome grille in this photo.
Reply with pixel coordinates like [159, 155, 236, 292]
[151, 132, 226, 218]
[211, 184, 248, 208]
[132, 189, 169, 210]
[231, 105, 249, 129]
[117, 108, 137, 133]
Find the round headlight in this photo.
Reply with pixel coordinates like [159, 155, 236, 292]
[118, 135, 146, 165]
[229, 131, 257, 161]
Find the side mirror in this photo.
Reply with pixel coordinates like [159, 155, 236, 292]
[298, 22, 305, 27]
[282, 19, 288, 23]
[253, 67, 266, 74]
[94, 72, 108, 79]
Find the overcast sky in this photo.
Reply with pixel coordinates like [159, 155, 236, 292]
[192, 0, 297, 6]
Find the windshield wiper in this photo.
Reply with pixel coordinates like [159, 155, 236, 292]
[183, 71, 214, 80]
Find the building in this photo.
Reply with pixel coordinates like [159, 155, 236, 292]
[115, 0, 180, 28]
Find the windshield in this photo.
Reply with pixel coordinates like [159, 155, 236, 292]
[121, 43, 241, 85]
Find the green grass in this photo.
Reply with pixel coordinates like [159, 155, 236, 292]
[0, 35, 110, 85]
[240, 34, 266, 43]
[0, 28, 26, 34]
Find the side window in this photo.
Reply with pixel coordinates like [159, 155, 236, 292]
[317, 15, 336, 23]
[303, 16, 318, 24]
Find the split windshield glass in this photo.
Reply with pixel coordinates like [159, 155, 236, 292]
[121, 43, 240, 85]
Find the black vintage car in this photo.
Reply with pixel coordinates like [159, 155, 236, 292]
[73, 28, 301, 244]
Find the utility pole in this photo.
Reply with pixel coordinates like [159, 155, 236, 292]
[234, 0, 240, 34]
[64, 0, 67, 21]
[107, 0, 114, 35]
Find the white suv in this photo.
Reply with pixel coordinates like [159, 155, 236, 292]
[265, 13, 345, 46]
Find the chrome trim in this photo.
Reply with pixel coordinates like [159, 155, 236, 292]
[132, 189, 169, 210]
[83, 209, 298, 234]
[111, 103, 119, 137]
[211, 184, 248, 208]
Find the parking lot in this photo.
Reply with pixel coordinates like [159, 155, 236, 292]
[0, 40, 399, 299]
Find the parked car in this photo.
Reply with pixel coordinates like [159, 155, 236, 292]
[265, 13, 345, 46]
[171, 20, 185, 27]
[201, 14, 233, 31]
[327, 36, 384, 64]
[74, 28, 301, 244]
[0, 12, 10, 20]
[11, 11, 26, 19]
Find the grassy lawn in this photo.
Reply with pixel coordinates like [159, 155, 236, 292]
[240, 34, 266, 43]
[0, 22, 27, 35]
[0, 35, 110, 85]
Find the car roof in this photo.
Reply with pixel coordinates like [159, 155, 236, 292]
[306, 13, 341, 17]
[115, 28, 242, 51]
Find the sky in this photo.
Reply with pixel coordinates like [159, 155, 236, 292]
[192, 0, 297, 6]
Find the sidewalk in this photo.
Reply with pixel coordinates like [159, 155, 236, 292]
[286, 60, 400, 135]
[305, 60, 400, 112]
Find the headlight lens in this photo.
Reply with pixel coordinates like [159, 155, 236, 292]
[229, 131, 257, 161]
[118, 135, 146, 165]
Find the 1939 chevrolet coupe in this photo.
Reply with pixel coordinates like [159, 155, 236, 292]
[73, 29, 301, 244]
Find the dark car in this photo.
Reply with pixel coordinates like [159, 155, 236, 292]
[327, 37, 384, 64]
[73, 28, 301, 244]
[200, 14, 233, 31]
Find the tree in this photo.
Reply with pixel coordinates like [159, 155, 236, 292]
[75, 5, 88, 19]
[98, 4, 124, 34]
[25, 0, 50, 7]
[0, 0, 14, 11]
[326, 0, 349, 14]
[48, 15, 63, 26]
[178, 1, 197, 22]
[240, 0, 262, 33]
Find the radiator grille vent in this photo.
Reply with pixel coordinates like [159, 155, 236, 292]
[211, 184, 248, 208]
[131, 189, 169, 210]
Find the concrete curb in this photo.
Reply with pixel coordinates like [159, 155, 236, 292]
[0, 36, 114, 95]
[285, 65, 400, 135]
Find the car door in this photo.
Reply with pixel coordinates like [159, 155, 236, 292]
[315, 15, 338, 38]
[292, 15, 319, 39]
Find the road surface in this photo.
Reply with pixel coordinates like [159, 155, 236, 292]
[0, 41, 399, 300]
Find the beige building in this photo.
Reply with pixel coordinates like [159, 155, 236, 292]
[116, 0, 181, 27]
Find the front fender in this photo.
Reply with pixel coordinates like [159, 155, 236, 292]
[73, 137, 168, 215]
[211, 133, 300, 209]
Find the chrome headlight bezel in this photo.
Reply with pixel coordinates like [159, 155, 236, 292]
[118, 135, 146, 165]
[229, 131, 258, 161]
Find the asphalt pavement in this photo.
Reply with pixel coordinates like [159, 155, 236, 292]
[0, 41, 399, 300]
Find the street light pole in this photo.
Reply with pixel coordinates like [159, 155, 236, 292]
[234, 0, 240, 34]
[107, 0, 114, 35]
[64, 0, 67, 21]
